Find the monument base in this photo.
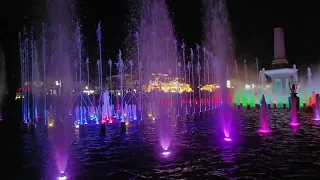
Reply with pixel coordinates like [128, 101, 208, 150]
[288, 96, 300, 111]
[100, 123, 106, 136]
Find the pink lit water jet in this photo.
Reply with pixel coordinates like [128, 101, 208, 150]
[290, 94, 300, 126]
[258, 94, 271, 133]
[313, 94, 320, 121]
[156, 105, 172, 151]
[159, 116, 172, 151]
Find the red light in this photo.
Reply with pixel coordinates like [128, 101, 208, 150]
[18, 87, 31, 92]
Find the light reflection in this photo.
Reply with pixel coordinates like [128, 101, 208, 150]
[57, 172, 67, 180]
[57, 176, 67, 180]
[162, 151, 171, 156]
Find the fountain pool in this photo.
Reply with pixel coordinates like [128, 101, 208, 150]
[15, 109, 320, 179]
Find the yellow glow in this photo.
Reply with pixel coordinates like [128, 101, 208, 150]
[15, 95, 21, 100]
[125, 122, 129, 126]
[143, 73, 192, 93]
[200, 84, 220, 92]
[148, 113, 152, 117]
[85, 86, 88, 90]
[48, 122, 54, 127]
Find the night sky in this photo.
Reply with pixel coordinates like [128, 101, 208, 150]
[1, 0, 320, 93]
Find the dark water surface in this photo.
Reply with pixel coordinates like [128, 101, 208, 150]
[16, 109, 320, 179]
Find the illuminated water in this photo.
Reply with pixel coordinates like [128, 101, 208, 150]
[233, 89, 313, 108]
[17, 109, 320, 179]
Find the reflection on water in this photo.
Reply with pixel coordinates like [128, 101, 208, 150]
[18, 109, 320, 179]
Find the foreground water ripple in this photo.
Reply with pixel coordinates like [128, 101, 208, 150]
[18, 109, 320, 179]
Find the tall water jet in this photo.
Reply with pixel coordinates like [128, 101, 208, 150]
[203, 0, 234, 141]
[191, 49, 196, 114]
[31, 39, 41, 122]
[96, 22, 103, 123]
[42, 23, 47, 125]
[76, 23, 84, 125]
[117, 50, 125, 122]
[258, 94, 271, 133]
[313, 94, 320, 120]
[135, 32, 143, 121]
[138, 0, 178, 121]
[19, 28, 31, 123]
[0, 46, 5, 120]
[196, 44, 201, 113]
[46, 0, 77, 176]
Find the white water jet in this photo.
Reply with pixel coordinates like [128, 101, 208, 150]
[102, 91, 113, 121]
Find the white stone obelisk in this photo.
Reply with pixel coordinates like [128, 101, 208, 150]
[272, 27, 289, 65]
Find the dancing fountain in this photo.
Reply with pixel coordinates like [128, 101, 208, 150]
[138, 0, 177, 152]
[258, 94, 271, 133]
[116, 50, 127, 132]
[102, 91, 113, 123]
[45, 0, 76, 177]
[19, 28, 31, 124]
[313, 94, 320, 120]
[204, 0, 234, 141]
[233, 28, 317, 109]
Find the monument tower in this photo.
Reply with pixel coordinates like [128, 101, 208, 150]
[272, 28, 289, 68]
[262, 27, 298, 93]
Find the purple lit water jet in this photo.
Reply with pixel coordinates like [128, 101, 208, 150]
[157, 106, 172, 151]
[258, 94, 271, 133]
[138, 0, 179, 120]
[46, 0, 77, 174]
[203, 0, 235, 141]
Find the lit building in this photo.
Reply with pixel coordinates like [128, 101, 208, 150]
[143, 73, 192, 93]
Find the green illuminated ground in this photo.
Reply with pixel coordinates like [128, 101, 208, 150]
[233, 89, 313, 107]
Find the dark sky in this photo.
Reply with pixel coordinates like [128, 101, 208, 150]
[1, 0, 320, 91]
